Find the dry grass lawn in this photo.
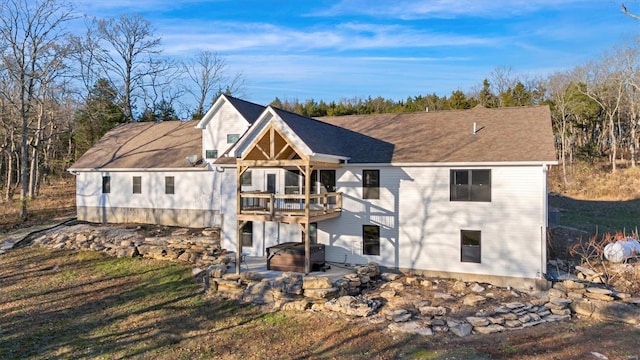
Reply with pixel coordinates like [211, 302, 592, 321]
[0, 179, 76, 234]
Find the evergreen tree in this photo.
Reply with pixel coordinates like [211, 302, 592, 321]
[74, 79, 127, 156]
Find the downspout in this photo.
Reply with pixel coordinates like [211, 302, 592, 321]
[541, 165, 549, 279]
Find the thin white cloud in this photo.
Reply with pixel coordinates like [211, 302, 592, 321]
[73, 0, 225, 15]
[159, 20, 500, 55]
[309, 0, 592, 20]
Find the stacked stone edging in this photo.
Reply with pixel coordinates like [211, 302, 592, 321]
[12, 223, 640, 336]
[208, 264, 582, 337]
[550, 278, 640, 325]
[26, 223, 222, 268]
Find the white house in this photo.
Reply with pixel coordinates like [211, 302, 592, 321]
[69, 95, 557, 289]
[69, 95, 263, 227]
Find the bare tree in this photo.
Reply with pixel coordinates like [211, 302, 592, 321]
[183, 50, 246, 119]
[140, 57, 183, 121]
[490, 66, 517, 108]
[0, 0, 74, 220]
[576, 55, 625, 172]
[547, 71, 574, 186]
[91, 13, 163, 122]
[622, 3, 640, 20]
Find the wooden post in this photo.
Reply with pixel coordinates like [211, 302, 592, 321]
[236, 165, 247, 275]
[304, 163, 311, 273]
[236, 220, 244, 274]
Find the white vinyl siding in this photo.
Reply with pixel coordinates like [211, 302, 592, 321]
[201, 100, 251, 163]
[316, 165, 546, 280]
[76, 171, 219, 211]
[219, 163, 547, 280]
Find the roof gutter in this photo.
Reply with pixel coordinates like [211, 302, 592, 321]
[343, 160, 558, 167]
[310, 152, 350, 163]
[67, 167, 211, 173]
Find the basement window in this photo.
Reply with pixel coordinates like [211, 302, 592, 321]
[132, 176, 142, 194]
[241, 222, 253, 247]
[165, 176, 175, 195]
[363, 225, 380, 256]
[102, 176, 110, 194]
[461, 230, 481, 263]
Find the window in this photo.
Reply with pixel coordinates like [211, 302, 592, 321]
[227, 134, 240, 143]
[132, 176, 142, 194]
[450, 169, 491, 202]
[205, 150, 218, 159]
[241, 222, 253, 247]
[165, 176, 175, 195]
[363, 225, 380, 256]
[363, 169, 379, 199]
[102, 176, 110, 194]
[241, 170, 252, 186]
[461, 230, 481, 263]
[285, 170, 301, 194]
[302, 222, 317, 244]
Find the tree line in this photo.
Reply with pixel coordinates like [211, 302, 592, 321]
[0, 0, 243, 219]
[0, 0, 637, 220]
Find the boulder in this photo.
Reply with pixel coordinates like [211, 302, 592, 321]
[466, 316, 490, 327]
[463, 294, 486, 306]
[433, 292, 454, 301]
[388, 321, 433, 336]
[474, 324, 505, 334]
[384, 309, 409, 321]
[304, 288, 339, 300]
[421, 280, 433, 288]
[380, 290, 396, 299]
[116, 246, 139, 258]
[240, 271, 263, 282]
[281, 300, 311, 311]
[586, 287, 613, 295]
[584, 292, 615, 302]
[571, 298, 640, 325]
[452, 281, 467, 292]
[381, 273, 401, 281]
[303, 276, 333, 289]
[418, 305, 447, 318]
[324, 296, 381, 317]
[243, 282, 274, 304]
[447, 321, 472, 337]
[404, 277, 419, 286]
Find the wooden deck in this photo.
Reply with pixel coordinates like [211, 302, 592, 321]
[237, 192, 342, 223]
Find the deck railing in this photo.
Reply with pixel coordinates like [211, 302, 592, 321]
[239, 191, 342, 217]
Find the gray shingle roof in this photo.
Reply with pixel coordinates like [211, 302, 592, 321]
[272, 108, 394, 163]
[225, 95, 265, 124]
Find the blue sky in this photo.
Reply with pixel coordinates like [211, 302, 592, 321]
[72, 0, 640, 106]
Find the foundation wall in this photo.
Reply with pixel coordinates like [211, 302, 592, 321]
[77, 206, 221, 228]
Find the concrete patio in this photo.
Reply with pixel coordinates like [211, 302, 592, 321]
[233, 255, 357, 282]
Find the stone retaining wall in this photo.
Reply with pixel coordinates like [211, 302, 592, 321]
[28, 223, 223, 268]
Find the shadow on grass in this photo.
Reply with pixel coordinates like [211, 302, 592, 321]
[549, 194, 640, 234]
[0, 247, 265, 359]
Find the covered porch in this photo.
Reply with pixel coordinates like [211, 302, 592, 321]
[233, 118, 346, 274]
